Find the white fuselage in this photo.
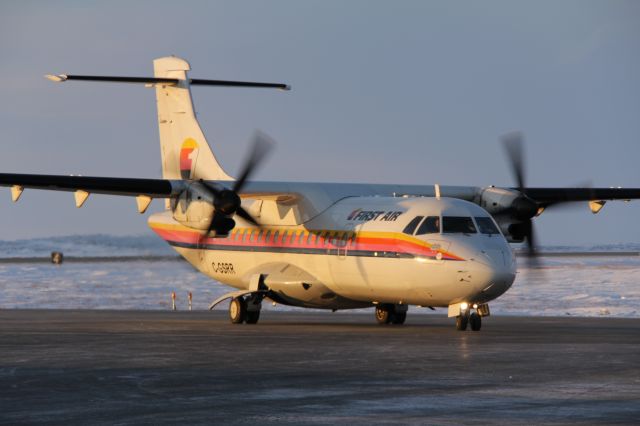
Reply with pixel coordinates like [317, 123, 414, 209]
[149, 197, 516, 310]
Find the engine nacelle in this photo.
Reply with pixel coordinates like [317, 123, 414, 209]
[479, 187, 538, 243]
[477, 186, 521, 215]
[171, 182, 215, 230]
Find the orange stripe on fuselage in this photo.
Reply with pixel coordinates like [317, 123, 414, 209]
[148, 222, 465, 261]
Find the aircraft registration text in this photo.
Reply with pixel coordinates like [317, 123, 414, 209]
[212, 261, 236, 274]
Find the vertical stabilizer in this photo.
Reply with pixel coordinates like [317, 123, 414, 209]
[153, 57, 233, 181]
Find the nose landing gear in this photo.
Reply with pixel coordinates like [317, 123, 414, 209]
[469, 312, 482, 331]
[453, 303, 488, 331]
[455, 311, 469, 331]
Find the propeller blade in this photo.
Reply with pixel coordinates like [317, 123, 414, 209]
[236, 206, 261, 227]
[196, 130, 274, 237]
[524, 219, 535, 254]
[501, 131, 526, 192]
[205, 213, 219, 237]
[523, 219, 544, 269]
[233, 130, 274, 194]
[500, 132, 545, 271]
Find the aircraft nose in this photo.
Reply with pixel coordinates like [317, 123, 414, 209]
[469, 250, 516, 299]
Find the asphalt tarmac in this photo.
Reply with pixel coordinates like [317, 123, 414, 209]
[1, 310, 638, 425]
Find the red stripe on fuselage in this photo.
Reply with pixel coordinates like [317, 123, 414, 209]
[150, 225, 464, 261]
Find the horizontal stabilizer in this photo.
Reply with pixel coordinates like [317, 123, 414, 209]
[45, 74, 179, 85]
[190, 79, 290, 90]
[45, 74, 290, 90]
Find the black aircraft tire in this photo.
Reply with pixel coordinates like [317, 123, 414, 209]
[456, 314, 469, 331]
[470, 312, 482, 331]
[375, 305, 392, 325]
[229, 297, 247, 324]
[246, 310, 261, 324]
[391, 312, 407, 325]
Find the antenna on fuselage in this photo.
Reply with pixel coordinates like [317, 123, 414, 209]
[435, 184, 441, 200]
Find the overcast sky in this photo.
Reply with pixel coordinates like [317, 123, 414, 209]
[1, 0, 639, 245]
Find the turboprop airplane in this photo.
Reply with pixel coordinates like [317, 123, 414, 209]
[2, 56, 639, 331]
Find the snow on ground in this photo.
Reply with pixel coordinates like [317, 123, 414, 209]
[0, 260, 220, 311]
[0, 234, 172, 258]
[494, 256, 640, 317]
[0, 235, 638, 317]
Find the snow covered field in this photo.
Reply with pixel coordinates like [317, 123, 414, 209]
[0, 235, 638, 317]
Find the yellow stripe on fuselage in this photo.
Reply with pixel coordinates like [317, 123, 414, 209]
[148, 220, 462, 260]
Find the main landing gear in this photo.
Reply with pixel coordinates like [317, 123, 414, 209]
[454, 303, 489, 331]
[229, 294, 263, 324]
[375, 304, 408, 325]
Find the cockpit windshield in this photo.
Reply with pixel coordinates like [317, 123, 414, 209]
[442, 216, 477, 234]
[402, 216, 424, 235]
[415, 216, 440, 235]
[475, 217, 500, 235]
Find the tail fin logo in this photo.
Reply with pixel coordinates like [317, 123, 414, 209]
[180, 138, 199, 180]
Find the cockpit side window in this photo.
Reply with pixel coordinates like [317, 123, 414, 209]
[402, 216, 424, 235]
[475, 217, 500, 235]
[442, 216, 477, 234]
[415, 216, 440, 235]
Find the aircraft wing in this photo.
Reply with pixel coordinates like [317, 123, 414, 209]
[0, 173, 174, 198]
[3, 173, 639, 216]
[522, 187, 640, 206]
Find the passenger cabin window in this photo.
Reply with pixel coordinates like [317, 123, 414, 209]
[475, 217, 500, 235]
[415, 216, 440, 235]
[442, 217, 477, 234]
[402, 216, 424, 235]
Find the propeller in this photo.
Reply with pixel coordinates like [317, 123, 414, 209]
[198, 131, 274, 241]
[501, 132, 541, 264]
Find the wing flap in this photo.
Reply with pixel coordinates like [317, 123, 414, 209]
[239, 192, 300, 204]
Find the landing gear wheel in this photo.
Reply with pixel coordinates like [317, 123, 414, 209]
[469, 312, 482, 331]
[229, 297, 247, 324]
[375, 305, 392, 324]
[246, 310, 261, 324]
[456, 312, 469, 331]
[391, 312, 407, 325]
